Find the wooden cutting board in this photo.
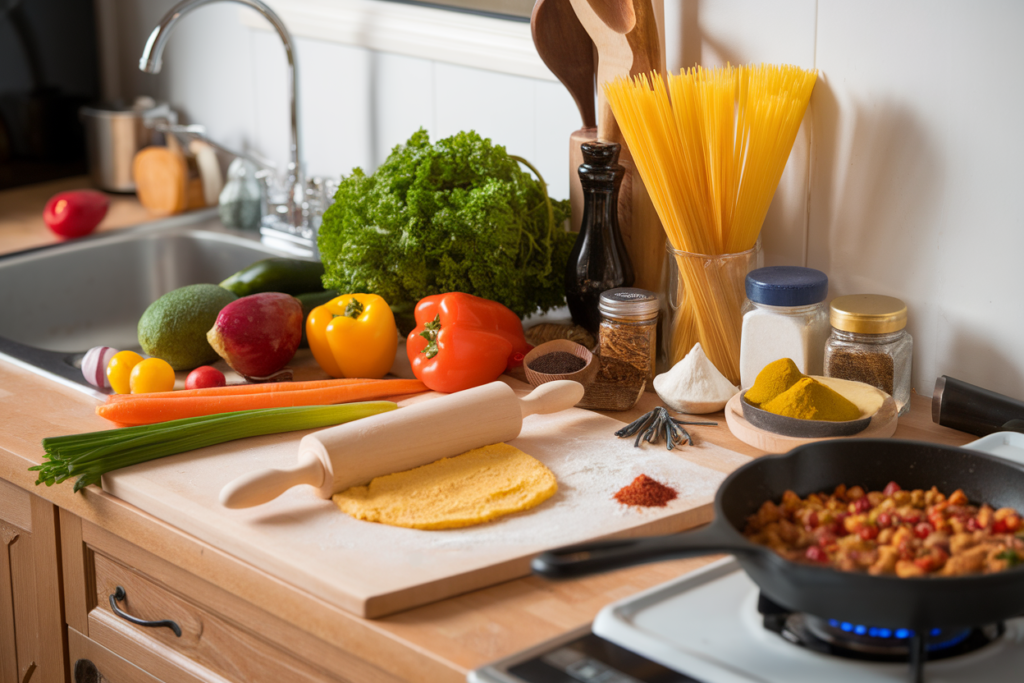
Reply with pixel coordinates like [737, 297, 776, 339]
[102, 380, 750, 618]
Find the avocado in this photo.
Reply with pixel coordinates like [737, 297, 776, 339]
[138, 284, 238, 371]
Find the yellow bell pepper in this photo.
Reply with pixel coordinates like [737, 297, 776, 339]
[307, 293, 398, 379]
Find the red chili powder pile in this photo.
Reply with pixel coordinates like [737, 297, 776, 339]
[613, 474, 678, 507]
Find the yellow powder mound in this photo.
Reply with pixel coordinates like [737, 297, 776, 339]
[762, 377, 861, 422]
[333, 443, 557, 530]
[744, 358, 804, 405]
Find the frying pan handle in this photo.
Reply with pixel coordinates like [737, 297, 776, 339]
[531, 524, 751, 579]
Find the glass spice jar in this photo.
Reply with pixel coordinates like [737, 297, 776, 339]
[824, 294, 913, 416]
[739, 266, 830, 389]
[598, 287, 659, 384]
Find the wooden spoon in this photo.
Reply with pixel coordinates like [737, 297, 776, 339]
[531, 0, 597, 128]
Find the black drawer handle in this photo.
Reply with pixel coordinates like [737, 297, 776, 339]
[109, 586, 182, 637]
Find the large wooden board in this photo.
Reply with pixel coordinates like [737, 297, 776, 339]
[102, 382, 749, 618]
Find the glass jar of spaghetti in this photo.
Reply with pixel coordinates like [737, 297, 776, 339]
[664, 241, 763, 385]
[824, 295, 913, 416]
[598, 288, 659, 386]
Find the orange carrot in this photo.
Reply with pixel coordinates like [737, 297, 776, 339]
[97, 379, 428, 426]
[105, 378, 380, 402]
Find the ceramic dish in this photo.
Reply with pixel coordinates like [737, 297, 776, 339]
[523, 339, 599, 388]
[739, 375, 886, 438]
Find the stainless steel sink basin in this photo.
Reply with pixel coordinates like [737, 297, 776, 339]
[0, 210, 300, 396]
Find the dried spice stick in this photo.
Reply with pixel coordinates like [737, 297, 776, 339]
[614, 407, 716, 450]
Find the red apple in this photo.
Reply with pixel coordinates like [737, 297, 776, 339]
[207, 293, 302, 378]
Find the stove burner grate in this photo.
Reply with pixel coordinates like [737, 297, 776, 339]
[757, 593, 1004, 682]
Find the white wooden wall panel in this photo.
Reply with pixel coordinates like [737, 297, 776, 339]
[101, 0, 1024, 401]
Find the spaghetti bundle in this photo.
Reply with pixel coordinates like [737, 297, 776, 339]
[604, 64, 816, 384]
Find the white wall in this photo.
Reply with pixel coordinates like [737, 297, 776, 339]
[102, 0, 1024, 401]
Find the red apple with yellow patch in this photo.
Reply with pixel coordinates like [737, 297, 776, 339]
[207, 292, 302, 378]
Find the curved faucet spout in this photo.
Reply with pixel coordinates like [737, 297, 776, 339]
[139, 0, 304, 233]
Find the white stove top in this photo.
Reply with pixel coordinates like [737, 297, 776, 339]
[593, 557, 1024, 683]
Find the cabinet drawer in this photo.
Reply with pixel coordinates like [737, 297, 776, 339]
[69, 627, 164, 683]
[60, 512, 405, 683]
[90, 552, 345, 683]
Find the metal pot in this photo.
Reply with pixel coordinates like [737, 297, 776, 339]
[79, 97, 177, 192]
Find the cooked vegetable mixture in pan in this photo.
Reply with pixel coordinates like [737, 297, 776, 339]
[744, 482, 1024, 577]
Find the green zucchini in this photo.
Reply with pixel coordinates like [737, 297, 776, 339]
[219, 258, 326, 296]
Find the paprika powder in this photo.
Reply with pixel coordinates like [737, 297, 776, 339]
[406, 293, 531, 393]
[614, 474, 678, 507]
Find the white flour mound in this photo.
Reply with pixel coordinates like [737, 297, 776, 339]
[653, 343, 738, 414]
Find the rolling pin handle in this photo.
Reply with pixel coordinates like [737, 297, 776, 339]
[219, 451, 325, 509]
[519, 380, 586, 418]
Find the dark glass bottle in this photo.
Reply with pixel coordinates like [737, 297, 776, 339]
[565, 140, 634, 334]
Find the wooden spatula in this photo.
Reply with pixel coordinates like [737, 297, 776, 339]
[219, 380, 586, 509]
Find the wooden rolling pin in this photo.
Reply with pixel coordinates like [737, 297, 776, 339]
[219, 380, 585, 508]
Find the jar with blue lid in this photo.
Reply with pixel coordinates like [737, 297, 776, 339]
[739, 266, 830, 389]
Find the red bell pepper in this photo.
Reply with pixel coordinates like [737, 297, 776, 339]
[406, 293, 531, 393]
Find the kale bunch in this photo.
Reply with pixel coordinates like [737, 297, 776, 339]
[318, 129, 573, 324]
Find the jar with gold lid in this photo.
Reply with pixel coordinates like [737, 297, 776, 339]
[823, 294, 913, 416]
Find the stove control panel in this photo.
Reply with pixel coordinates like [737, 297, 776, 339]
[468, 626, 701, 683]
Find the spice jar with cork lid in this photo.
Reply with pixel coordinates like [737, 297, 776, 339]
[824, 294, 913, 416]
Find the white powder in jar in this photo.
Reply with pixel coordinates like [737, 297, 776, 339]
[739, 303, 830, 389]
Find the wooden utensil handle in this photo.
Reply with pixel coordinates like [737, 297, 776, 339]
[519, 380, 585, 418]
[220, 452, 324, 509]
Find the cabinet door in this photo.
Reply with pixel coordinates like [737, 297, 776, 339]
[0, 478, 66, 683]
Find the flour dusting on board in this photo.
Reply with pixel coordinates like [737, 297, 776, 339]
[311, 409, 731, 552]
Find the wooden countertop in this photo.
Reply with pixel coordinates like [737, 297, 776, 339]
[0, 176, 155, 254]
[0, 178, 978, 681]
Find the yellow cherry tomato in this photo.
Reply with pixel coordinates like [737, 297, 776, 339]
[106, 350, 144, 394]
[129, 357, 176, 394]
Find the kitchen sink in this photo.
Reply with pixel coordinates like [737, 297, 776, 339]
[0, 210, 302, 397]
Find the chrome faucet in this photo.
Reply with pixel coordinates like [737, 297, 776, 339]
[139, 0, 317, 256]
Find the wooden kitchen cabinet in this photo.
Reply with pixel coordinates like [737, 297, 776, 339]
[57, 508, 404, 683]
[0, 479, 66, 683]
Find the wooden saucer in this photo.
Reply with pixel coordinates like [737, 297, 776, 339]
[725, 382, 898, 453]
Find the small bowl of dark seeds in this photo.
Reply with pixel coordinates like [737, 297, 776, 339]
[523, 339, 599, 388]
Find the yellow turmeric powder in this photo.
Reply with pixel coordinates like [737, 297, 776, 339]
[761, 377, 861, 422]
[744, 358, 803, 405]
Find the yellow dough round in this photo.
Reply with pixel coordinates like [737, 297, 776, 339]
[332, 443, 557, 530]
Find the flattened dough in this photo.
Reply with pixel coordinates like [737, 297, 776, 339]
[333, 443, 557, 530]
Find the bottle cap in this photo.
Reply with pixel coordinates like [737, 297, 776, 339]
[830, 294, 908, 334]
[745, 266, 829, 306]
[598, 288, 659, 320]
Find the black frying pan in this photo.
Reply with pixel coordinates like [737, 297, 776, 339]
[533, 439, 1024, 631]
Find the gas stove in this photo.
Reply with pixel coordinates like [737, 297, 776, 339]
[470, 557, 1024, 683]
[469, 433, 1024, 683]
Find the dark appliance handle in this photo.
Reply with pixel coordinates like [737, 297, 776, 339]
[933, 375, 1024, 437]
[532, 524, 752, 579]
[109, 586, 182, 637]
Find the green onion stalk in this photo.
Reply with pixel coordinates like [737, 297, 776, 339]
[30, 402, 396, 493]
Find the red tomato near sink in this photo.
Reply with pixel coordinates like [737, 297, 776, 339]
[43, 190, 109, 239]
